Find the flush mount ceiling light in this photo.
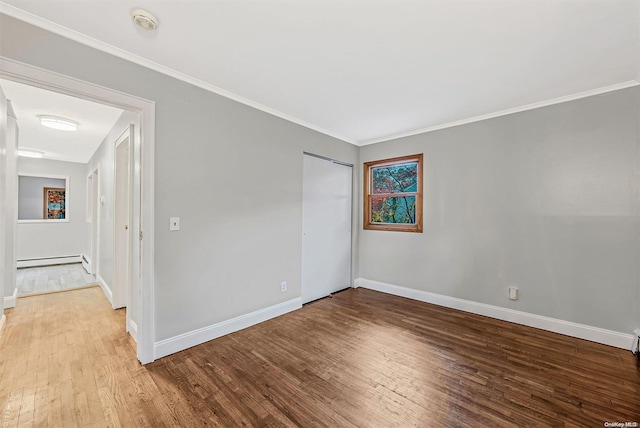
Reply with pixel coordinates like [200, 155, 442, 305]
[132, 9, 159, 30]
[38, 115, 79, 131]
[17, 149, 44, 159]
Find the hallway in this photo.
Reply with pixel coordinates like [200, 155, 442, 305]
[0, 287, 147, 426]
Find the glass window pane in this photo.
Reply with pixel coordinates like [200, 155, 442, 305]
[370, 195, 416, 224]
[372, 162, 418, 194]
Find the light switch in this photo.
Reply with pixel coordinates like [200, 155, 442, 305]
[170, 217, 180, 231]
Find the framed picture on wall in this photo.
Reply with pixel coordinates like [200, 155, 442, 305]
[43, 187, 66, 219]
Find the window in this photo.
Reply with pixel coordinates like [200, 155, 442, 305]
[18, 174, 69, 222]
[363, 154, 423, 232]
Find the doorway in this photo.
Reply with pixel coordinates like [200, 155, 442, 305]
[0, 58, 155, 364]
[301, 153, 352, 304]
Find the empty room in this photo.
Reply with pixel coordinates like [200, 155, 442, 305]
[0, 1, 639, 427]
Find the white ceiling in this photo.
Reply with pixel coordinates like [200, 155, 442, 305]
[0, 78, 124, 163]
[1, 0, 638, 145]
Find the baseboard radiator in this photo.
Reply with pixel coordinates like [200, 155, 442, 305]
[81, 255, 91, 274]
[17, 255, 82, 269]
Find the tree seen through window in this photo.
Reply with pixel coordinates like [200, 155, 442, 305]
[364, 154, 423, 232]
[371, 163, 417, 224]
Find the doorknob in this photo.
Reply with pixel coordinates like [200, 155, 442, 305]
[125, 225, 128, 230]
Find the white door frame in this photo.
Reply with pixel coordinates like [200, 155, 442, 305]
[0, 56, 156, 364]
[0, 84, 7, 331]
[113, 126, 132, 313]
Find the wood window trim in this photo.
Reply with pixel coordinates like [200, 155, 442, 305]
[43, 187, 66, 220]
[363, 153, 423, 233]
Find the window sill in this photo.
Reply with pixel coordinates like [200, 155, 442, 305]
[364, 223, 422, 233]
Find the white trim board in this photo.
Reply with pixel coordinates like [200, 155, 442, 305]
[128, 319, 138, 343]
[17, 255, 81, 268]
[354, 278, 635, 350]
[154, 298, 302, 360]
[96, 274, 113, 306]
[3, 288, 17, 309]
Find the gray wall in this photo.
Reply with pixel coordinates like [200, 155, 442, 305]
[2, 13, 636, 344]
[359, 87, 640, 334]
[86, 112, 137, 291]
[17, 158, 87, 260]
[18, 175, 66, 220]
[0, 14, 359, 341]
[85, 111, 139, 325]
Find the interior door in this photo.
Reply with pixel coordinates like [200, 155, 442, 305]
[113, 127, 132, 312]
[302, 154, 352, 304]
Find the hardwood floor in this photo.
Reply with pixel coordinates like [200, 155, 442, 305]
[0, 286, 638, 427]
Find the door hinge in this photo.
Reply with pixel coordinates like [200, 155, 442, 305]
[139, 230, 143, 240]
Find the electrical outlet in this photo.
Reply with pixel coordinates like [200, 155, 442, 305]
[508, 286, 518, 300]
[280, 281, 287, 293]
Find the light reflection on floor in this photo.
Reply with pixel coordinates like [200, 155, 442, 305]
[337, 319, 449, 424]
[16, 263, 97, 297]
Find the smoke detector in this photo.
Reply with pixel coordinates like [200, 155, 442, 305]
[131, 9, 158, 30]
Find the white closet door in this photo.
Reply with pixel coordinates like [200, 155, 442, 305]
[302, 154, 352, 304]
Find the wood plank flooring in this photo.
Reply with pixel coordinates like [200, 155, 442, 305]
[0, 286, 638, 427]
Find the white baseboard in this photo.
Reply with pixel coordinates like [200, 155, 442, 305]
[128, 319, 138, 342]
[3, 288, 17, 309]
[0, 314, 5, 338]
[96, 274, 113, 305]
[17, 255, 82, 268]
[154, 297, 302, 359]
[356, 278, 635, 350]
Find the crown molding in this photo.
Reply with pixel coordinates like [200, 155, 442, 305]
[358, 80, 640, 146]
[0, 2, 357, 145]
[2, 2, 638, 148]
